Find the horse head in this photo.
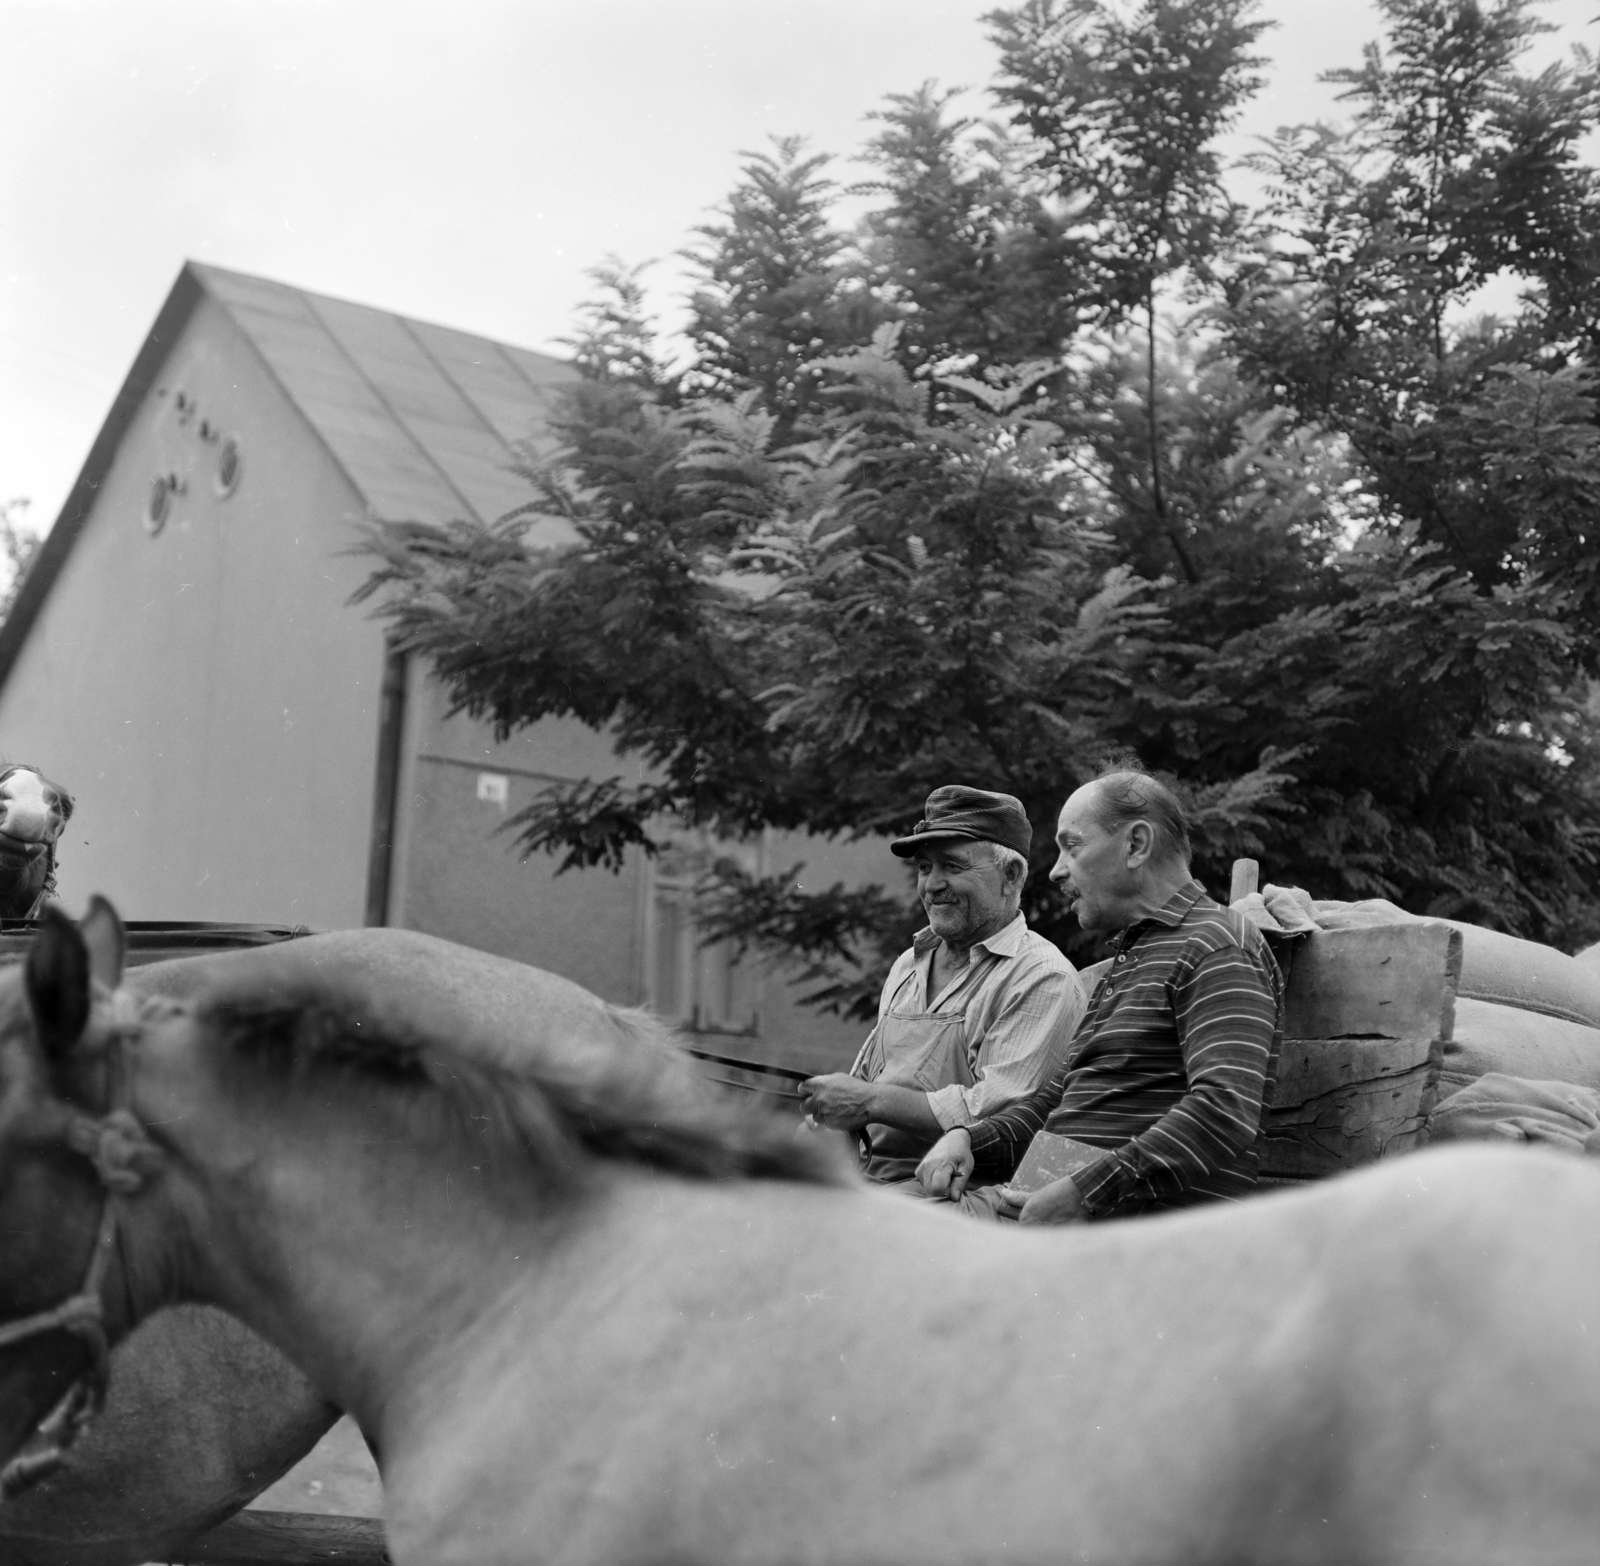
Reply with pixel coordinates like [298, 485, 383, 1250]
[0, 766, 73, 920]
[0, 897, 153, 1495]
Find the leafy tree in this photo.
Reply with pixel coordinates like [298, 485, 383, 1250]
[682, 137, 887, 428]
[364, 0, 1600, 1021]
[988, 0, 1269, 316]
[559, 257, 675, 391]
[0, 498, 39, 618]
[1206, 0, 1600, 934]
[989, 0, 1271, 582]
[362, 328, 1290, 1010]
[855, 82, 1089, 370]
[1228, 0, 1600, 584]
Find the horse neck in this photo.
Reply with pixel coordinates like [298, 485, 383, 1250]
[125, 1032, 545, 1426]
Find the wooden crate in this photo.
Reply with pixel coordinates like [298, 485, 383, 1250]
[1262, 921, 1462, 1179]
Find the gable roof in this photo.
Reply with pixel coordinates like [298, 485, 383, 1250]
[0, 260, 579, 689]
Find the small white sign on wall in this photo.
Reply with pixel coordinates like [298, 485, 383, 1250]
[476, 771, 509, 808]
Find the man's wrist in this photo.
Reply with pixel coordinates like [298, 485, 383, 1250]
[1065, 1152, 1118, 1216]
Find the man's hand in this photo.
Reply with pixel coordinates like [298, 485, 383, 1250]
[997, 1173, 1086, 1226]
[799, 1073, 878, 1131]
[916, 1128, 974, 1200]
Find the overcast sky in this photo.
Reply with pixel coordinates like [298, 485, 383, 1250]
[3, 0, 1597, 533]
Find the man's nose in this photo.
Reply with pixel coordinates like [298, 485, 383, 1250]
[1048, 853, 1070, 883]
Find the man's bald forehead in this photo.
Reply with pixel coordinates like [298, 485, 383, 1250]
[1074, 770, 1192, 865]
[1059, 780, 1106, 825]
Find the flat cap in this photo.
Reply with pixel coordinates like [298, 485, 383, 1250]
[890, 784, 1032, 860]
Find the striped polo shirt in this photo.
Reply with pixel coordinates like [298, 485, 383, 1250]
[967, 880, 1284, 1218]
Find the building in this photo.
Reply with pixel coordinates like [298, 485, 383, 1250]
[0, 262, 883, 1074]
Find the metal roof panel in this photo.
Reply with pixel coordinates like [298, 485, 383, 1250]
[194, 263, 579, 526]
[406, 320, 567, 450]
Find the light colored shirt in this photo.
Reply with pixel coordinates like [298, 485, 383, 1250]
[852, 913, 1085, 1130]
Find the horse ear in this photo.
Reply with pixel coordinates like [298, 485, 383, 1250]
[25, 905, 92, 1060]
[79, 894, 126, 992]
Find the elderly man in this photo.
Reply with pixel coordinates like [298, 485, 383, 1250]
[799, 785, 1085, 1184]
[916, 768, 1283, 1222]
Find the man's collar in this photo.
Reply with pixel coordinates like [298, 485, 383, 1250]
[912, 910, 1029, 958]
[973, 911, 1030, 956]
[1128, 878, 1206, 933]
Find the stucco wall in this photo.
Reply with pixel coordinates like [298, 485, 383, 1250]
[0, 293, 384, 926]
[392, 673, 648, 1002]
[392, 675, 899, 1073]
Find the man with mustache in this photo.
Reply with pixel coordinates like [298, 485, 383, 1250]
[916, 767, 1284, 1223]
[799, 785, 1085, 1185]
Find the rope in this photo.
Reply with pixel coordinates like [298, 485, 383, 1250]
[0, 989, 146, 1500]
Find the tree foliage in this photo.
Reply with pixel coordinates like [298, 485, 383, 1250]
[363, 0, 1600, 1014]
[559, 257, 671, 391]
[0, 498, 39, 619]
[855, 83, 1088, 370]
[683, 137, 887, 426]
[989, 0, 1270, 317]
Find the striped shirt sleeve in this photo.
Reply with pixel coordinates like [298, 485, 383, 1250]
[967, 1054, 1072, 1181]
[1069, 944, 1279, 1215]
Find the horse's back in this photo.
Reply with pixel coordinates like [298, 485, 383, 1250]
[133, 928, 622, 1062]
[381, 1145, 1600, 1566]
[1247, 1148, 1600, 1561]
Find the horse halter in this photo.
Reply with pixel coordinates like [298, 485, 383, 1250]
[0, 991, 147, 1501]
[0, 763, 72, 920]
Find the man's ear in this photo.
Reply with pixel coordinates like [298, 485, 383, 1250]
[80, 894, 126, 992]
[25, 906, 92, 1062]
[1124, 819, 1155, 869]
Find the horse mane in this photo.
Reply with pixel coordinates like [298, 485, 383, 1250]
[201, 997, 853, 1192]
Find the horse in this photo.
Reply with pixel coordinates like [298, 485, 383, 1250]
[5, 900, 1600, 1566]
[0, 767, 337, 1566]
[0, 944, 341, 1566]
[0, 767, 71, 921]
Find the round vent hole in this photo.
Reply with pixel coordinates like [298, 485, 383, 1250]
[144, 475, 172, 536]
[214, 435, 242, 498]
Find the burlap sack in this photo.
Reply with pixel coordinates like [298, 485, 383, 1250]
[1428, 1072, 1600, 1154]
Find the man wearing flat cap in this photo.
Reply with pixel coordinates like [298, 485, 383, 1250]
[799, 785, 1086, 1184]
